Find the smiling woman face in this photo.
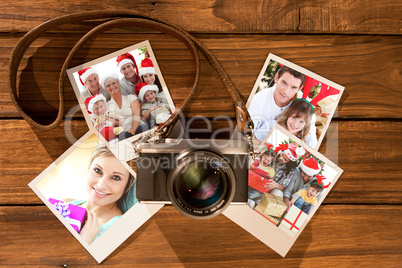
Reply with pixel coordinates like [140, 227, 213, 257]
[87, 155, 130, 208]
[105, 78, 121, 96]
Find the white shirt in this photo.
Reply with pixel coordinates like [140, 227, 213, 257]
[107, 95, 138, 131]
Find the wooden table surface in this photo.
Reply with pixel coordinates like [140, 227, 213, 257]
[1, 1, 401, 266]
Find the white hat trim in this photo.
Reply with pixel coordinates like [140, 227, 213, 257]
[139, 67, 156, 77]
[138, 84, 158, 102]
[88, 94, 106, 114]
[80, 69, 97, 85]
[118, 59, 134, 70]
[300, 163, 321, 176]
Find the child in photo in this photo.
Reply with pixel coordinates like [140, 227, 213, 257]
[276, 100, 315, 147]
[135, 82, 171, 128]
[290, 175, 329, 214]
[247, 144, 276, 208]
[251, 144, 276, 178]
[85, 94, 124, 142]
[138, 58, 164, 98]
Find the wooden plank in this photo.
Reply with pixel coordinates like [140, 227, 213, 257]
[1, 120, 401, 205]
[0, 205, 401, 266]
[0, 0, 400, 34]
[2, 34, 401, 119]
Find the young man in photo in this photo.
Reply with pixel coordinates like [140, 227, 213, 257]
[248, 65, 317, 144]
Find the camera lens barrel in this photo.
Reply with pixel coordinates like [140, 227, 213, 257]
[167, 149, 236, 219]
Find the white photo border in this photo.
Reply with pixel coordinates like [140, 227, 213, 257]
[223, 123, 343, 257]
[246, 53, 345, 151]
[28, 131, 164, 263]
[67, 40, 176, 162]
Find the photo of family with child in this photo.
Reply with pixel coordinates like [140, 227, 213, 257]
[247, 125, 340, 236]
[247, 54, 344, 150]
[68, 41, 175, 144]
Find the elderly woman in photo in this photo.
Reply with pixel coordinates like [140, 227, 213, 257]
[78, 67, 110, 101]
[68, 144, 136, 244]
[102, 73, 142, 136]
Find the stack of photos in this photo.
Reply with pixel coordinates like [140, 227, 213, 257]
[224, 54, 344, 256]
[28, 45, 344, 261]
[28, 41, 173, 262]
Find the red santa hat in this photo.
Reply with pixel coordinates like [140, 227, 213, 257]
[299, 157, 321, 176]
[273, 142, 305, 162]
[139, 58, 157, 77]
[135, 82, 158, 102]
[84, 94, 106, 115]
[116, 53, 139, 76]
[78, 67, 98, 86]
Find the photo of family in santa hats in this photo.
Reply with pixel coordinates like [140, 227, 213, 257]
[68, 41, 175, 145]
[246, 124, 341, 236]
[246, 53, 344, 150]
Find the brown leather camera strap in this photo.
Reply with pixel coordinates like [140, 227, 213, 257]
[9, 11, 253, 137]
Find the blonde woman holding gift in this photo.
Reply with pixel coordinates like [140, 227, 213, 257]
[67, 144, 136, 244]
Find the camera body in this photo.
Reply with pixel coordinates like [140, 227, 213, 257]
[136, 138, 249, 219]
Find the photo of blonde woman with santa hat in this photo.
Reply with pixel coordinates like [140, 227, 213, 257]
[116, 53, 141, 96]
[78, 67, 110, 101]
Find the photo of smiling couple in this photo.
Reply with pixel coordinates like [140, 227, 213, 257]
[247, 54, 343, 150]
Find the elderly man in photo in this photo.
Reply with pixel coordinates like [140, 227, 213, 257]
[248, 65, 317, 143]
[283, 157, 322, 211]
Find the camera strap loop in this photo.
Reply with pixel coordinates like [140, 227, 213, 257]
[9, 10, 253, 138]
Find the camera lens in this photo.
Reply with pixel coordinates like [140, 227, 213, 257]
[167, 150, 236, 219]
[177, 161, 225, 208]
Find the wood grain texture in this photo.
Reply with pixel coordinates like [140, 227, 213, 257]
[1, 120, 401, 205]
[1, 0, 401, 266]
[0, 205, 401, 266]
[2, 34, 401, 119]
[0, 0, 400, 34]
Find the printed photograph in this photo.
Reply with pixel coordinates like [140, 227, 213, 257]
[28, 132, 164, 263]
[223, 124, 342, 256]
[67, 40, 175, 147]
[248, 124, 341, 237]
[246, 53, 344, 150]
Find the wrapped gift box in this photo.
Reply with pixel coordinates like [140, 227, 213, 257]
[317, 96, 337, 115]
[49, 198, 87, 233]
[248, 168, 272, 193]
[150, 105, 170, 120]
[254, 209, 281, 225]
[278, 205, 308, 237]
[254, 193, 286, 218]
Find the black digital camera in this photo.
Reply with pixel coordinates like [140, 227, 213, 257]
[136, 139, 249, 219]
